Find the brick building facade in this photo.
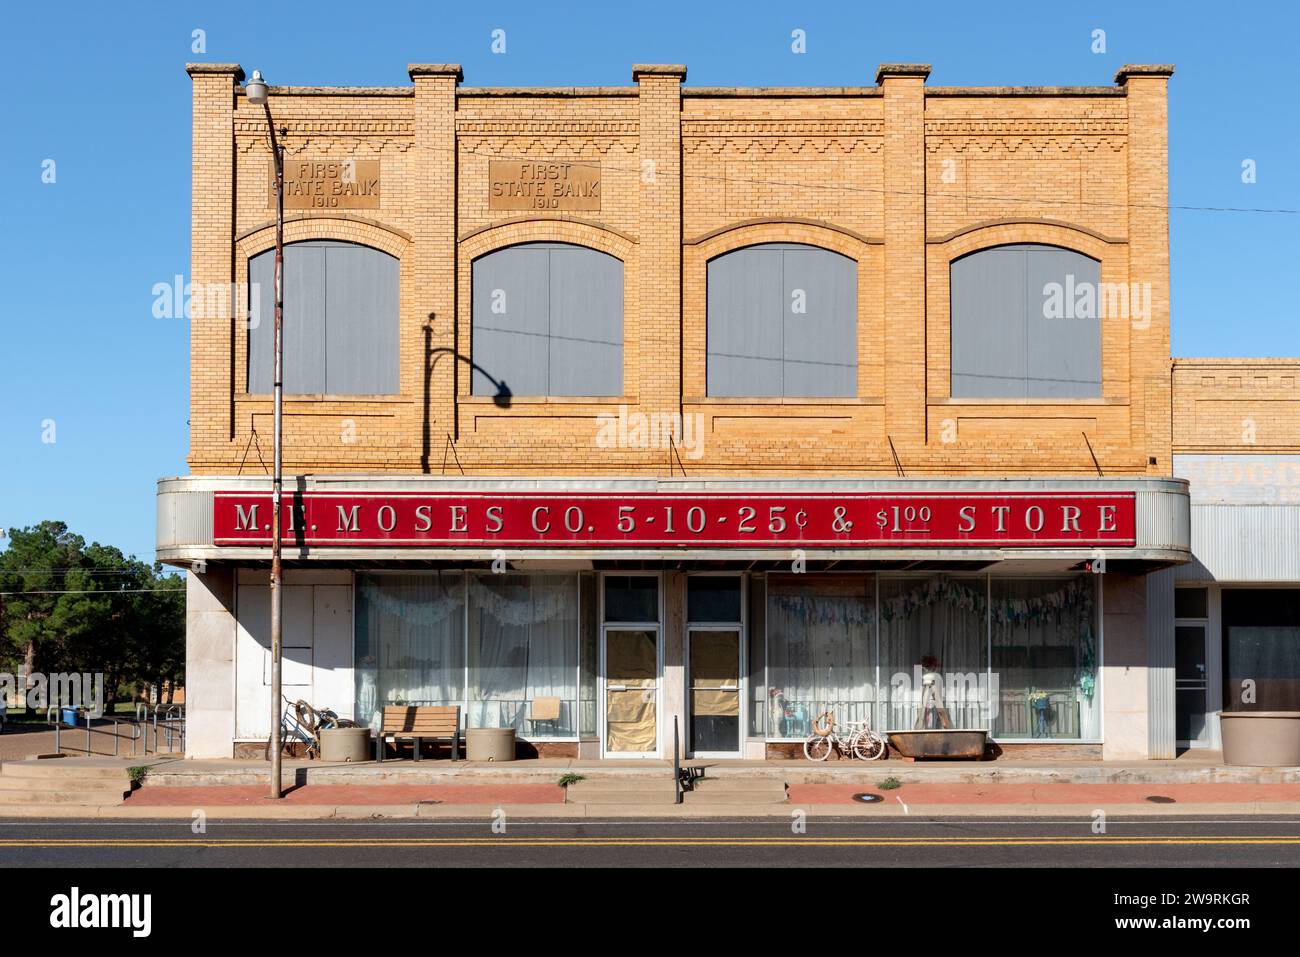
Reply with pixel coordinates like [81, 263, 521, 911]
[159, 61, 1300, 762]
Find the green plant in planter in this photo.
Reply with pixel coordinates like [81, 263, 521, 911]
[878, 776, 902, 791]
[557, 772, 586, 788]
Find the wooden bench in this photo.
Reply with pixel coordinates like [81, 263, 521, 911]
[375, 705, 461, 762]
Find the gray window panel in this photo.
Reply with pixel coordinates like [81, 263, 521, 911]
[708, 354, 785, 398]
[782, 358, 858, 398]
[283, 244, 328, 395]
[472, 246, 550, 337]
[708, 248, 784, 361]
[247, 251, 275, 394]
[549, 247, 623, 396]
[324, 244, 399, 395]
[951, 247, 1027, 398]
[952, 244, 1102, 399]
[247, 241, 398, 396]
[472, 327, 548, 398]
[471, 243, 625, 398]
[707, 247, 783, 398]
[707, 244, 856, 398]
[1025, 247, 1102, 398]
[781, 247, 857, 397]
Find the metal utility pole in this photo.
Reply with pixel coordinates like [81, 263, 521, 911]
[246, 70, 285, 800]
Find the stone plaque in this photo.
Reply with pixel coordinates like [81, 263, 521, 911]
[489, 161, 600, 211]
[272, 159, 381, 210]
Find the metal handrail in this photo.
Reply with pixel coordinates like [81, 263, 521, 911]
[131, 702, 186, 755]
[47, 707, 144, 757]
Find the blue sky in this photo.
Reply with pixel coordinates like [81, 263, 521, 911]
[1, 0, 1297, 564]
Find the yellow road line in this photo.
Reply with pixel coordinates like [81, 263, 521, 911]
[2, 836, 1299, 848]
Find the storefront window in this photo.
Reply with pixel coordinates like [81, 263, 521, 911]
[354, 571, 581, 739]
[467, 574, 579, 737]
[880, 576, 988, 731]
[1222, 588, 1300, 712]
[354, 573, 465, 729]
[766, 575, 874, 737]
[990, 577, 1098, 739]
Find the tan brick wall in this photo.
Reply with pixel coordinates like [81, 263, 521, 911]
[1173, 358, 1300, 453]
[186, 62, 1202, 479]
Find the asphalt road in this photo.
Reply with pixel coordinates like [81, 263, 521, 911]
[2, 816, 1300, 868]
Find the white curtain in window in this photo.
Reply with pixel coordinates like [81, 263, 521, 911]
[991, 578, 1098, 739]
[766, 576, 874, 736]
[467, 575, 578, 736]
[879, 577, 988, 731]
[354, 573, 464, 729]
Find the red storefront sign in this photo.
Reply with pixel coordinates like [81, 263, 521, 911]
[212, 491, 1137, 548]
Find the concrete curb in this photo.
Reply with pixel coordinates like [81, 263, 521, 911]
[5, 801, 1300, 820]
[133, 760, 1300, 789]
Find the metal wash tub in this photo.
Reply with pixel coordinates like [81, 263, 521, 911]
[886, 729, 989, 760]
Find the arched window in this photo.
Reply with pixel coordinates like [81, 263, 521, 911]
[472, 242, 624, 398]
[248, 240, 399, 395]
[707, 243, 857, 397]
[950, 244, 1102, 398]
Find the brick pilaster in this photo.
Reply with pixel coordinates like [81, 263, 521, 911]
[878, 64, 930, 451]
[1119, 65, 1175, 474]
[634, 64, 685, 422]
[186, 63, 242, 462]
[410, 64, 461, 463]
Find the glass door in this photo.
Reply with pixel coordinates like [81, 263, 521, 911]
[688, 628, 742, 757]
[600, 574, 661, 758]
[602, 628, 659, 757]
[1175, 624, 1210, 747]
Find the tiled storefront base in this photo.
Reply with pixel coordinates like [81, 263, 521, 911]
[235, 739, 581, 760]
[764, 741, 1103, 761]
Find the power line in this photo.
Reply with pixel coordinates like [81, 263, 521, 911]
[442, 142, 1300, 216]
[0, 589, 182, 597]
[0, 569, 168, 576]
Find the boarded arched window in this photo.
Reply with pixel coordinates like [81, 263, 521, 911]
[248, 240, 399, 395]
[472, 243, 624, 397]
[950, 244, 1102, 398]
[706, 243, 857, 397]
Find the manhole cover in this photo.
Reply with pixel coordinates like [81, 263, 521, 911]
[852, 792, 884, 803]
[1144, 795, 1177, 804]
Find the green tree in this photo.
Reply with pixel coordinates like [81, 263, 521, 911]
[0, 521, 185, 710]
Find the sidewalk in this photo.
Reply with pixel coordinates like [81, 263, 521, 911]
[4, 753, 1300, 819]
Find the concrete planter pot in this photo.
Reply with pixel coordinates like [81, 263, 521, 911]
[1219, 712, 1300, 767]
[465, 727, 516, 761]
[319, 727, 370, 763]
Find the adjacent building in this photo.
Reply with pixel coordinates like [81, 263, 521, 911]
[159, 61, 1300, 762]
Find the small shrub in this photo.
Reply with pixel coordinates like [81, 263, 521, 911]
[877, 776, 902, 791]
[557, 772, 586, 788]
[128, 766, 150, 785]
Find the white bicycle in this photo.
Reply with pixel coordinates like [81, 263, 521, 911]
[803, 710, 888, 761]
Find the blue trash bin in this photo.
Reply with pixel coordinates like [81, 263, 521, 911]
[60, 707, 79, 726]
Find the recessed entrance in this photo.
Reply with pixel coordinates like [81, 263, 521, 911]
[1175, 587, 1211, 748]
[686, 574, 745, 758]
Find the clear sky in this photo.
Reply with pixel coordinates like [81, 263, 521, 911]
[1, 0, 1297, 564]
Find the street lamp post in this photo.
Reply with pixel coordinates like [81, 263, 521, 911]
[245, 70, 285, 800]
